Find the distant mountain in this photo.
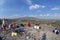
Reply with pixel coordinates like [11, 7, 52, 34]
[7, 17, 60, 21]
[16, 17, 40, 21]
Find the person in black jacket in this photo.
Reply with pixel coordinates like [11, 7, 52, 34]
[0, 36, 2, 40]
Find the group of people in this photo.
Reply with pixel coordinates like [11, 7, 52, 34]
[2, 20, 32, 32]
[53, 28, 60, 34]
[1, 19, 60, 35]
[2, 23, 15, 31]
[34, 24, 41, 29]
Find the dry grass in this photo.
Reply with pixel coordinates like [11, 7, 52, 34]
[14, 20, 60, 29]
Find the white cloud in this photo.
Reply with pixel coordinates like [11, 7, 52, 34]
[39, 13, 60, 19]
[51, 7, 60, 10]
[7, 14, 38, 19]
[28, 15, 37, 17]
[40, 14, 43, 16]
[26, 0, 45, 10]
[26, 0, 32, 5]
[40, 14, 51, 17]
[29, 4, 40, 10]
[41, 5, 45, 8]
[46, 14, 51, 16]
[29, 4, 45, 10]
[4, 13, 60, 19]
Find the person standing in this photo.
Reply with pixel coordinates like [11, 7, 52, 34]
[2, 19, 6, 32]
[3, 24, 6, 32]
[28, 22, 31, 27]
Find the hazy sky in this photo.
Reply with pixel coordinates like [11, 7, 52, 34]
[0, 0, 60, 19]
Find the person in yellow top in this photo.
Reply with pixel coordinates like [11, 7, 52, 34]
[11, 31, 17, 37]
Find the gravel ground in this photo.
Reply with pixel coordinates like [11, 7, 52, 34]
[0, 24, 60, 40]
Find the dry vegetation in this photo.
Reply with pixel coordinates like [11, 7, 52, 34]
[15, 20, 60, 29]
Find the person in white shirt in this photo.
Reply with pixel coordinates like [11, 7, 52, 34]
[34, 24, 41, 29]
[53, 28, 59, 34]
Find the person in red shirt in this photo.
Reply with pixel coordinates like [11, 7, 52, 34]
[3, 24, 6, 31]
[28, 22, 31, 27]
[11, 23, 15, 29]
[13, 23, 15, 29]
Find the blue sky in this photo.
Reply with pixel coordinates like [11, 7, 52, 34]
[0, 0, 60, 19]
